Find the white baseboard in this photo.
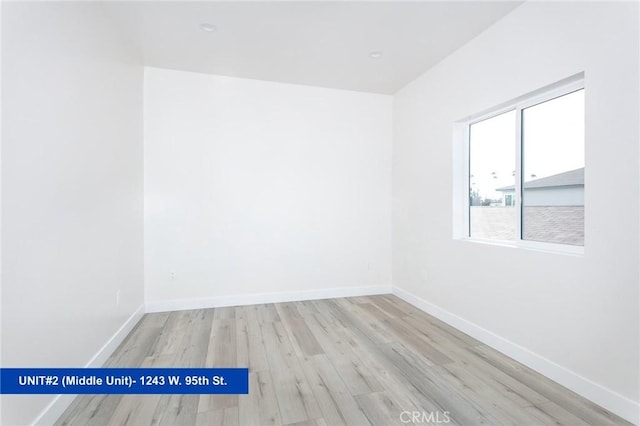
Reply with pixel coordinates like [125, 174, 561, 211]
[392, 286, 640, 425]
[32, 304, 145, 426]
[145, 285, 392, 313]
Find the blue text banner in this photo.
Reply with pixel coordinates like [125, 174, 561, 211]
[0, 368, 249, 394]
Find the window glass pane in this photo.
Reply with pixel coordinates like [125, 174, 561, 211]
[522, 89, 584, 246]
[469, 110, 516, 240]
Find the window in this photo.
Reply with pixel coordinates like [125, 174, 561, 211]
[456, 76, 585, 253]
[469, 110, 516, 241]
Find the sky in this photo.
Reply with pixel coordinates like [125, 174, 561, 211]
[469, 89, 584, 201]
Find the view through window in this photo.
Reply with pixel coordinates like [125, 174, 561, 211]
[469, 110, 516, 241]
[467, 86, 584, 247]
[522, 90, 585, 245]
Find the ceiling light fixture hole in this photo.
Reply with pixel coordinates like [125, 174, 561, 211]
[200, 23, 217, 32]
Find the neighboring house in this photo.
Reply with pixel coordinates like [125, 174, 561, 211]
[496, 167, 584, 206]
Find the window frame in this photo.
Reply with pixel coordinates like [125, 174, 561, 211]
[454, 76, 585, 255]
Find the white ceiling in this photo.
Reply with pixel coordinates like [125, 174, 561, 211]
[110, 2, 522, 94]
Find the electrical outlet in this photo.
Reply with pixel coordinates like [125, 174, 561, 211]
[116, 290, 121, 306]
[170, 272, 176, 281]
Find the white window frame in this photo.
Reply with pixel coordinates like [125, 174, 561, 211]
[453, 74, 585, 256]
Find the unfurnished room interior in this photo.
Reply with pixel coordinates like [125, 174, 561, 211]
[1, 1, 639, 425]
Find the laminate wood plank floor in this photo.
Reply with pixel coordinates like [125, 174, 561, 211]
[56, 295, 630, 426]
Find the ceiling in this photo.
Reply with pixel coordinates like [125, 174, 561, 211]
[109, 2, 522, 94]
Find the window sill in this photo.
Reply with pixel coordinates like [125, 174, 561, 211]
[457, 237, 584, 257]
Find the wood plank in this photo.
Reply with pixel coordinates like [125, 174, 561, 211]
[195, 407, 239, 426]
[523, 401, 591, 425]
[235, 304, 258, 322]
[435, 361, 549, 425]
[236, 318, 270, 372]
[205, 319, 237, 367]
[276, 302, 324, 357]
[469, 345, 628, 425]
[137, 312, 170, 329]
[147, 310, 198, 357]
[334, 298, 398, 344]
[153, 309, 214, 425]
[365, 306, 454, 366]
[106, 355, 172, 426]
[366, 296, 408, 319]
[300, 354, 371, 426]
[384, 295, 481, 347]
[389, 314, 549, 409]
[256, 303, 281, 323]
[284, 418, 328, 426]
[344, 296, 373, 305]
[174, 309, 214, 367]
[400, 311, 477, 351]
[301, 308, 384, 396]
[238, 371, 282, 426]
[308, 300, 473, 419]
[378, 341, 501, 425]
[151, 394, 199, 426]
[355, 391, 419, 426]
[199, 318, 238, 412]
[320, 299, 395, 345]
[213, 306, 236, 320]
[260, 321, 322, 424]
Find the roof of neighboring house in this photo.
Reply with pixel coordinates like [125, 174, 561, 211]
[496, 167, 584, 192]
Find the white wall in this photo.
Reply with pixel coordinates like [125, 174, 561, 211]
[393, 1, 639, 421]
[1, 3, 144, 424]
[144, 68, 392, 308]
[502, 187, 585, 206]
[524, 186, 584, 207]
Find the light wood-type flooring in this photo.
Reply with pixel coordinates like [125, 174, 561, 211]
[57, 295, 630, 425]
